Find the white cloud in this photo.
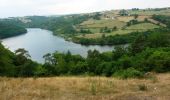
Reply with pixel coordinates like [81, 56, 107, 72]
[0, 0, 170, 18]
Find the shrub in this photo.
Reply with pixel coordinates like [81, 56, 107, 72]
[113, 68, 144, 79]
[146, 50, 170, 73]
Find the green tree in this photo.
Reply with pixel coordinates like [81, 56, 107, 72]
[43, 53, 55, 65]
[119, 10, 128, 16]
[112, 46, 127, 60]
[14, 48, 31, 65]
[131, 33, 148, 54]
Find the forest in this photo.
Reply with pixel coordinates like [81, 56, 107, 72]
[0, 21, 27, 38]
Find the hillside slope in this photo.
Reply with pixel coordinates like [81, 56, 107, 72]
[0, 21, 27, 39]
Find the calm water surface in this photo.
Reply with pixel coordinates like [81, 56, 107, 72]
[2, 28, 115, 63]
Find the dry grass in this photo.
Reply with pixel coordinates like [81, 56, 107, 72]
[137, 15, 151, 21]
[116, 15, 150, 22]
[0, 73, 170, 100]
[116, 16, 134, 22]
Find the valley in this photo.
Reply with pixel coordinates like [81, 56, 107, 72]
[0, 6, 170, 100]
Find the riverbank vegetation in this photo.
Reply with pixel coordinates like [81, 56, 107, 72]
[39, 27, 170, 78]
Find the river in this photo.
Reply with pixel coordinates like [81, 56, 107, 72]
[2, 28, 115, 63]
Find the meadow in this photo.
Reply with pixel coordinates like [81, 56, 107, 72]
[0, 73, 170, 100]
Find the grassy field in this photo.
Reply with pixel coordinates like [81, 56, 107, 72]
[0, 73, 170, 100]
[116, 15, 150, 22]
[79, 19, 126, 29]
[126, 23, 160, 30]
[128, 9, 170, 16]
[77, 18, 126, 36]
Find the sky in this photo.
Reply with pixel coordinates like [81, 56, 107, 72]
[0, 0, 170, 18]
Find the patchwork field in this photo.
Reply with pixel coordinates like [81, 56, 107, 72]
[0, 73, 170, 100]
[77, 22, 159, 39]
[76, 9, 167, 39]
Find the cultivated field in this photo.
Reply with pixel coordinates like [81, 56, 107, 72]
[116, 15, 150, 22]
[76, 10, 164, 39]
[79, 19, 125, 29]
[0, 73, 170, 100]
[126, 23, 160, 30]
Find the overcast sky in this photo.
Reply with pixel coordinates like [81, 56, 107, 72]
[0, 0, 170, 18]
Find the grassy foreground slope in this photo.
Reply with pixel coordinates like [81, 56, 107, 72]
[0, 73, 170, 100]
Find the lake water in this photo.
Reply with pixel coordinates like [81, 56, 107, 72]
[2, 28, 114, 63]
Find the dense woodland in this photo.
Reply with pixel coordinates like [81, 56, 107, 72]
[0, 13, 170, 78]
[0, 21, 27, 38]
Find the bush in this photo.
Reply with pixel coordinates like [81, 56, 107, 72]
[113, 68, 144, 79]
[146, 50, 170, 73]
